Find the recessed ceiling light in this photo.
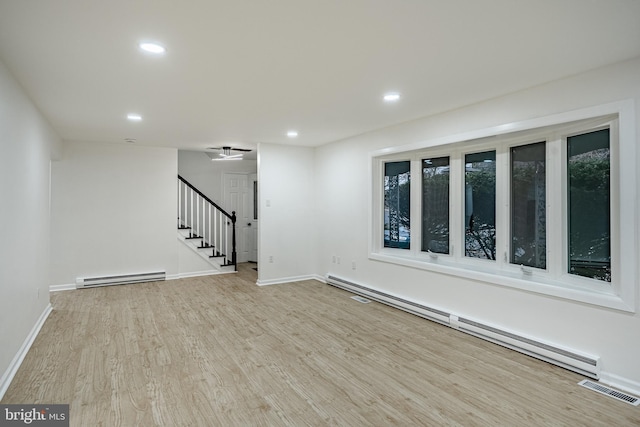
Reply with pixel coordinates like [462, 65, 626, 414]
[383, 93, 401, 102]
[287, 130, 298, 138]
[127, 113, 142, 121]
[139, 42, 166, 54]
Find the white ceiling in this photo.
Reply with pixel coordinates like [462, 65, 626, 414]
[0, 0, 639, 152]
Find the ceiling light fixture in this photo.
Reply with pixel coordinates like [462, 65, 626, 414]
[383, 93, 401, 102]
[205, 147, 251, 161]
[209, 152, 242, 161]
[127, 113, 142, 121]
[287, 130, 298, 138]
[139, 42, 166, 54]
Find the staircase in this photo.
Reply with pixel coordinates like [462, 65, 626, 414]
[178, 175, 237, 272]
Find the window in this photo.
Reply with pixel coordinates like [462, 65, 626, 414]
[511, 142, 546, 269]
[567, 129, 610, 282]
[422, 157, 449, 254]
[371, 104, 635, 311]
[465, 151, 496, 260]
[253, 180, 258, 220]
[384, 161, 410, 249]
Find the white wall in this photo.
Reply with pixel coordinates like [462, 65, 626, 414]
[178, 150, 256, 205]
[0, 60, 61, 390]
[315, 57, 640, 391]
[257, 143, 317, 284]
[50, 141, 178, 285]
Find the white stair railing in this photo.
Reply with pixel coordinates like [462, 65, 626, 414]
[178, 175, 236, 270]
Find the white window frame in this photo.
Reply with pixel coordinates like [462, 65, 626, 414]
[420, 154, 452, 255]
[369, 101, 636, 312]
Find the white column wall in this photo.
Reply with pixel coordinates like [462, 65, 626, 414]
[315, 57, 640, 390]
[0, 60, 61, 387]
[50, 141, 178, 285]
[257, 143, 317, 284]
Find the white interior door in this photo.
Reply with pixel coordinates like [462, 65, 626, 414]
[224, 173, 252, 263]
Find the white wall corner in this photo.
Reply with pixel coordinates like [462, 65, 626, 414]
[0, 303, 52, 401]
[256, 274, 324, 287]
[49, 283, 76, 292]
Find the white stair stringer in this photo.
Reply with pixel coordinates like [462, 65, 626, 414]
[177, 228, 235, 275]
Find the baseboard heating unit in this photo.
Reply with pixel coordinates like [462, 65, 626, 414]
[76, 271, 166, 289]
[326, 274, 601, 379]
[327, 275, 450, 325]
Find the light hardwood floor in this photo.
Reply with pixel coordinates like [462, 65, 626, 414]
[3, 264, 639, 426]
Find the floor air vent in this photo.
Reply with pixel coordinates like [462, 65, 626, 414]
[76, 271, 165, 289]
[578, 380, 640, 406]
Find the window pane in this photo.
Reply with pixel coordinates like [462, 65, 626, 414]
[422, 157, 449, 254]
[465, 151, 496, 260]
[567, 129, 611, 282]
[384, 161, 410, 249]
[510, 142, 546, 269]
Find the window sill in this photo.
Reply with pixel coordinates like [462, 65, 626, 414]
[369, 251, 634, 313]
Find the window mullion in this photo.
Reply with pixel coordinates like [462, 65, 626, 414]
[547, 136, 563, 278]
[450, 153, 463, 260]
[609, 120, 621, 295]
[372, 158, 383, 251]
[495, 147, 509, 269]
[410, 158, 422, 257]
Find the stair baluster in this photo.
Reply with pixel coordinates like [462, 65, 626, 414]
[177, 175, 237, 271]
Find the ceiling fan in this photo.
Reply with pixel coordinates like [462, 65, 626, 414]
[206, 146, 251, 160]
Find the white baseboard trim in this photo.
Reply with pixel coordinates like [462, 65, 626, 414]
[50, 270, 235, 290]
[257, 274, 324, 286]
[0, 303, 52, 401]
[49, 283, 76, 292]
[598, 372, 640, 398]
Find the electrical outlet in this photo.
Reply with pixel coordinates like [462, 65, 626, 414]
[269, 255, 274, 263]
[332, 255, 336, 263]
[337, 257, 341, 265]
[352, 261, 356, 270]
